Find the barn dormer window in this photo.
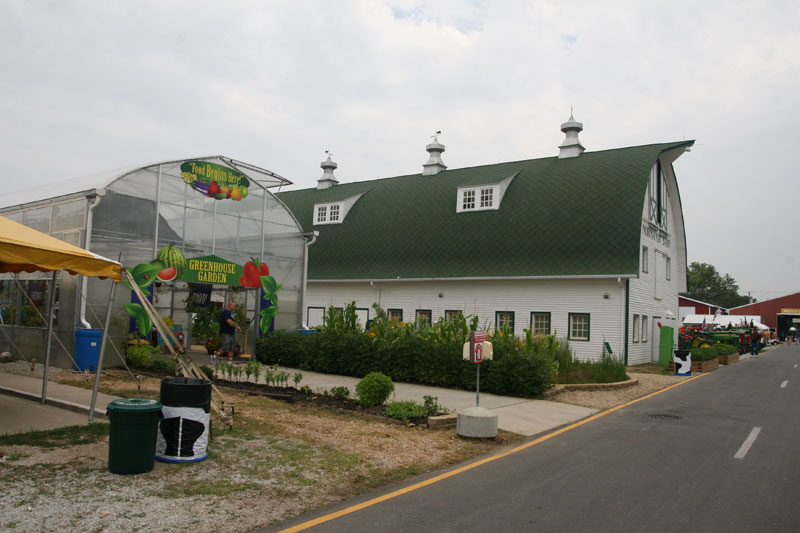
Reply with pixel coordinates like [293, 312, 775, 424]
[315, 203, 339, 224]
[456, 172, 518, 214]
[313, 193, 365, 226]
[459, 186, 496, 212]
[648, 161, 668, 229]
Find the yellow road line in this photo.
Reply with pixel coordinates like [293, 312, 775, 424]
[280, 373, 707, 532]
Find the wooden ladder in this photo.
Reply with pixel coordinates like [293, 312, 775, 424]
[125, 269, 234, 427]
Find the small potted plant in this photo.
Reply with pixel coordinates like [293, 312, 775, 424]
[205, 335, 221, 355]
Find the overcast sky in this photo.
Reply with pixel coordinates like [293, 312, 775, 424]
[1, 1, 798, 303]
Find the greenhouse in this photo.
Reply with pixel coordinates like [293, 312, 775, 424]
[0, 156, 308, 370]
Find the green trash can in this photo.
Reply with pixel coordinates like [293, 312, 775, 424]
[106, 398, 163, 475]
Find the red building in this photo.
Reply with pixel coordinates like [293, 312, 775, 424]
[678, 296, 726, 316]
[729, 292, 800, 338]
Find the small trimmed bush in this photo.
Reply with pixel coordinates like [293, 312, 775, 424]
[713, 343, 738, 355]
[689, 347, 718, 361]
[356, 372, 394, 407]
[151, 358, 176, 375]
[126, 344, 157, 369]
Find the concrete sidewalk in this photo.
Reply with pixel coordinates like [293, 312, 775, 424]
[265, 367, 598, 436]
[0, 371, 119, 435]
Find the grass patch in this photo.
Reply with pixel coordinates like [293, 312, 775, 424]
[0, 422, 108, 448]
[352, 464, 422, 490]
[627, 362, 671, 375]
[157, 479, 261, 498]
[559, 357, 628, 384]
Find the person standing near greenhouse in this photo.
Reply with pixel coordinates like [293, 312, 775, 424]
[217, 301, 242, 363]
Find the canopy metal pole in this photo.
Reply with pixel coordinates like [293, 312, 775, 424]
[89, 277, 118, 421]
[41, 270, 59, 403]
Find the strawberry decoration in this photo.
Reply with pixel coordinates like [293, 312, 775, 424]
[239, 258, 270, 287]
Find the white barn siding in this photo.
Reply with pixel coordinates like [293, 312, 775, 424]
[627, 159, 684, 365]
[306, 278, 626, 362]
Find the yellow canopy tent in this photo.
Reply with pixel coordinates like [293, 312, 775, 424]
[0, 215, 122, 281]
[0, 215, 123, 416]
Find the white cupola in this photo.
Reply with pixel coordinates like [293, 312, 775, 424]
[316, 152, 339, 190]
[422, 132, 447, 175]
[558, 111, 585, 159]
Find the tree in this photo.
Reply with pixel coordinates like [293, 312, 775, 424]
[683, 262, 752, 309]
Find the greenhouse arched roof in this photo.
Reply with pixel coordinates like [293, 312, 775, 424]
[0, 156, 293, 210]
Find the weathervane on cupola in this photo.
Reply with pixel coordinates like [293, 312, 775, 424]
[558, 109, 585, 159]
[422, 130, 447, 175]
[316, 150, 339, 190]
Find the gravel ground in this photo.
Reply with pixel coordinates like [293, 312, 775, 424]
[550, 371, 689, 410]
[0, 363, 686, 532]
[0, 363, 519, 532]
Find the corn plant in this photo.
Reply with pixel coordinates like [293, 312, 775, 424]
[292, 372, 302, 388]
[319, 301, 361, 334]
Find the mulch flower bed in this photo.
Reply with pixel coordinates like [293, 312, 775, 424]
[213, 379, 433, 426]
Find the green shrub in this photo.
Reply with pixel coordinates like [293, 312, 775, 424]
[423, 395, 448, 416]
[313, 331, 372, 375]
[689, 347, 718, 361]
[151, 358, 176, 375]
[189, 303, 221, 340]
[485, 350, 558, 396]
[385, 400, 427, 422]
[713, 343, 738, 355]
[255, 330, 316, 367]
[559, 358, 628, 384]
[327, 386, 351, 400]
[356, 372, 394, 407]
[253, 305, 583, 398]
[126, 344, 157, 369]
[198, 365, 215, 379]
[525, 332, 574, 376]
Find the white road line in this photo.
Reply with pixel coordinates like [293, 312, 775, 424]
[735, 427, 762, 460]
[781, 380, 788, 389]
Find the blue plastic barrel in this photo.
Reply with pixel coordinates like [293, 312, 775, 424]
[74, 329, 103, 371]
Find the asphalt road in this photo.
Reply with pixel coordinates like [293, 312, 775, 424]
[268, 344, 800, 533]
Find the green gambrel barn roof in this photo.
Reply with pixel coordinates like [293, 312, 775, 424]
[277, 141, 693, 281]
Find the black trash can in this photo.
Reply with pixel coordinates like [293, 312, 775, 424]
[673, 349, 692, 376]
[156, 377, 212, 463]
[106, 398, 163, 475]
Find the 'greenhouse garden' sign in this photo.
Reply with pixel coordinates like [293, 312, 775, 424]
[123, 245, 281, 337]
[181, 255, 243, 285]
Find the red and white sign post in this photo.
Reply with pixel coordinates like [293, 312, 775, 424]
[471, 331, 487, 406]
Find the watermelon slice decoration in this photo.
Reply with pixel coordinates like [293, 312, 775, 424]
[157, 265, 178, 282]
[155, 244, 187, 281]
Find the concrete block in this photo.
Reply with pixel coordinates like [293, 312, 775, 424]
[457, 406, 498, 438]
[428, 413, 457, 430]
